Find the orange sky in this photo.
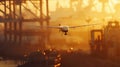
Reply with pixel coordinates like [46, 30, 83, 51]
[49, 0, 119, 12]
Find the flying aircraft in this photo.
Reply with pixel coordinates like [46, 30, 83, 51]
[48, 24, 98, 35]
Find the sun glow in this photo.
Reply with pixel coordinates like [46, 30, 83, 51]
[57, 0, 70, 8]
[91, 0, 102, 12]
[81, 0, 89, 8]
[54, 0, 119, 14]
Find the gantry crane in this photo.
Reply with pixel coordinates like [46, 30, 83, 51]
[0, 0, 50, 49]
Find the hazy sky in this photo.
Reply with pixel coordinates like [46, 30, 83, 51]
[49, 0, 120, 13]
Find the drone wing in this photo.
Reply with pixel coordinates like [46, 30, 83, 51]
[69, 24, 98, 28]
[33, 26, 62, 29]
[47, 26, 62, 29]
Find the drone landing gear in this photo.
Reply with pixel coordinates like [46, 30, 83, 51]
[64, 32, 67, 35]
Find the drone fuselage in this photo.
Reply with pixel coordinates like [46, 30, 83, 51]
[59, 26, 69, 35]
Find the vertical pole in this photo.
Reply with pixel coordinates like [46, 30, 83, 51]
[46, 0, 49, 26]
[40, 0, 45, 49]
[90, 30, 96, 55]
[46, 0, 50, 48]
[19, 0, 22, 45]
[4, 0, 7, 42]
[40, 0, 43, 27]
[13, 0, 17, 43]
[9, 0, 12, 42]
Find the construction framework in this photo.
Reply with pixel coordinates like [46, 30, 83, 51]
[0, 0, 50, 49]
